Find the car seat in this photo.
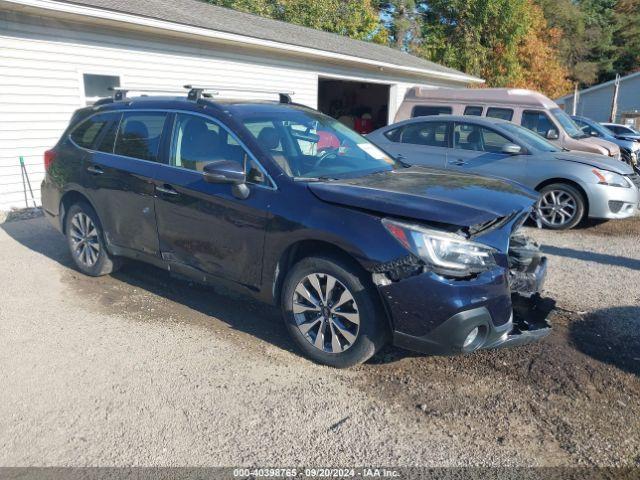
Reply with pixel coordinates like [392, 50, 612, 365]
[466, 129, 484, 151]
[257, 127, 293, 176]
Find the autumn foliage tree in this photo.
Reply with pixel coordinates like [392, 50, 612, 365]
[511, 1, 573, 98]
[207, 0, 580, 97]
[205, 0, 383, 41]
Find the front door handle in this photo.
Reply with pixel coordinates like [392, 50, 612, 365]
[156, 184, 179, 196]
[86, 165, 104, 175]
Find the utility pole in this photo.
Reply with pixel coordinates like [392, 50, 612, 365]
[610, 74, 621, 122]
[572, 82, 579, 116]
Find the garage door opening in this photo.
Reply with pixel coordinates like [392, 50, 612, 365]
[318, 78, 390, 134]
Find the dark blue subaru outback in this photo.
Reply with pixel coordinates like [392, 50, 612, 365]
[41, 87, 552, 367]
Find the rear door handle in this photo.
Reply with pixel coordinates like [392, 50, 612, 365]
[156, 184, 179, 196]
[86, 165, 104, 175]
[448, 159, 467, 166]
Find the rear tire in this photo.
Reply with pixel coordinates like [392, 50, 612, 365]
[65, 202, 121, 276]
[536, 183, 586, 230]
[281, 256, 388, 368]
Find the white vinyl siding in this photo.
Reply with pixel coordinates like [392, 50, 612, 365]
[0, 9, 463, 210]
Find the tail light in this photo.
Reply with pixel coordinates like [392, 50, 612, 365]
[44, 149, 56, 171]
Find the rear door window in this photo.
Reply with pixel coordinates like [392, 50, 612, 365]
[70, 113, 113, 149]
[114, 112, 168, 162]
[486, 108, 514, 121]
[411, 106, 452, 117]
[521, 110, 555, 137]
[398, 121, 450, 147]
[463, 106, 483, 116]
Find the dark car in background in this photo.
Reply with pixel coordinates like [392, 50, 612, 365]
[41, 88, 552, 368]
[368, 115, 640, 230]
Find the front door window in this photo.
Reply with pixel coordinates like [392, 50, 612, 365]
[170, 113, 267, 185]
[453, 124, 511, 153]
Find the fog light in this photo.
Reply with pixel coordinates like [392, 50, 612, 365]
[609, 200, 624, 213]
[463, 327, 480, 348]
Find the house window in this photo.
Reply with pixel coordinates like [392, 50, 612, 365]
[83, 74, 120, 105]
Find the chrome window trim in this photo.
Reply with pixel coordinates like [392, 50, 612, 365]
[68, 108, 278, 191]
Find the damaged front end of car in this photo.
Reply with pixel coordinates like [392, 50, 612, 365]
[371, 210, 554, 356]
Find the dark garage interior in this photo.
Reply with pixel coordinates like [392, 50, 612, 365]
[318, 78, 390, 134]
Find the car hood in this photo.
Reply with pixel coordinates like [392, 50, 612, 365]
[307, 167, 537, 228]
[551, 151, 634, 174]
[582, 136, 620, 156]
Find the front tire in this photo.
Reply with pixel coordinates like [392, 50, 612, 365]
[536, 183, 586, 230]
[281, 256, 388, 368]
[65, 202, 121, 276]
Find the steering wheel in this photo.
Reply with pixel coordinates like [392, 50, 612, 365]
[313, 147, 340, 169]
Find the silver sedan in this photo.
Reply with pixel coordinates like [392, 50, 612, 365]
[368, 115, 640, 229]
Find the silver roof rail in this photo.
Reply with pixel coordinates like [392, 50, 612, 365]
[108, 86, 185, 101]
[183, 85, 294, 103]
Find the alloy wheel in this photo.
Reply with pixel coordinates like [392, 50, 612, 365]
[69, 212, 101, 267]
[292, 273, 360, 354]
[536, 190, 578, 228]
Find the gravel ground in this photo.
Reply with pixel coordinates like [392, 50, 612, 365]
[0, 215, 638, 467]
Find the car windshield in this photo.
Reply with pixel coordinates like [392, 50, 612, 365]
[551, 108, 587, 139]
[500, 123, 560, 152]
[240, 108, 398, 179]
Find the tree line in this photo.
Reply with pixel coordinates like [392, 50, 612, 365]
[205, 0, 639, 98]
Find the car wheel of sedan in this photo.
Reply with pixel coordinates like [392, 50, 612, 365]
[65, 202, 121, 276]
[536, 183, 585, 230]
[281, 256, 388, 368]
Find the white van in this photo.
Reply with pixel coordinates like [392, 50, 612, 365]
[396, 87, 621, 159]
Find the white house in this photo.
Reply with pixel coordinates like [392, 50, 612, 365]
[0, 0, 482, 210]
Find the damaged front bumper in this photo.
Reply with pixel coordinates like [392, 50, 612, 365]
[376, 234, 554, 356]
[392, 293, 554, 355]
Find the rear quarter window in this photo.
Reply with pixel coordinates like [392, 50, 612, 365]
[70, 114, 112, 149]
[384, 128, 401, 142]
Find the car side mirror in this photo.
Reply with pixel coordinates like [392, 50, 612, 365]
[203, 160, 250, 199]
[590, 130, 599, 137]
[501, 143, 522, 155]
[204, 160, 245, 184]
[546, 129, 559, 140]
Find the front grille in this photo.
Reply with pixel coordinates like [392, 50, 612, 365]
[627, 173, 640, 189]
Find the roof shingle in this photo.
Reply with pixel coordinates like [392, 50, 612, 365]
[58, 0, 479, 80]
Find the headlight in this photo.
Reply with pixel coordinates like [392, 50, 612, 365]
[592, 169, 631, 188]
[382, 219, 497, 277]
